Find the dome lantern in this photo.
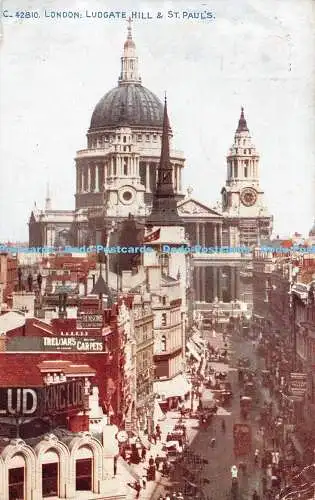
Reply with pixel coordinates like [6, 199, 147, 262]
[118, 17, 141, 86]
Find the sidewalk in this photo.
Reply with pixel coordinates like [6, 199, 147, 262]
[124, 402, 201, 499]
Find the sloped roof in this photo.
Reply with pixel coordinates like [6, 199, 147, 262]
[177, 197, 222, 217]
[0, 311, 25, 334]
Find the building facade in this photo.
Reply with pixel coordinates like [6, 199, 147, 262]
[28, 25, 272, 308]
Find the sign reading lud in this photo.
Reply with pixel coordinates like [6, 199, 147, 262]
[0, 380, 85, 417]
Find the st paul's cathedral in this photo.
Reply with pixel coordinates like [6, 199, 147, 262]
[28, 23, 272, 305]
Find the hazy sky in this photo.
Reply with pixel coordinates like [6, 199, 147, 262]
[0, 0, 314, 240]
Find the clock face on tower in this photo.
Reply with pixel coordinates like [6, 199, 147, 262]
[240, 187, 257, 207]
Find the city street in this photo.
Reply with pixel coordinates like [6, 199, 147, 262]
[148, 327, 272, 500]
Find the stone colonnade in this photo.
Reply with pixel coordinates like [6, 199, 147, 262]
[194, 266, 241, 303]
[76, 161, 183, 194]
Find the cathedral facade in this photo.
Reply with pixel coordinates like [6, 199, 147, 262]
[28, 24, 273, 305]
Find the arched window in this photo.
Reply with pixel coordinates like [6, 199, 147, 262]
[76, 446, 93, 492]
[161, 335, 166, 351]
[161, 313, 167, 326]
[8, 455, 25, 500]
[42, 449, 59, 497]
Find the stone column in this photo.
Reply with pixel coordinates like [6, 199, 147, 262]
[95, 164, 99, 191]
[81, 166, 84, 193]
[87, 164, 91, 192]
[171, 163, 175, 190]
[202, 267, 206, 302]
[235, 267, 240, 300]
[196, 223, 200, 245]
[230, 267, 235, 300]
[213, 267, 218, 300]
[146, 163, 150, 191]
[201, 224, 206, 247]
[178, 166, 182, 192]
[217, 267, 222, 300]
[214, 225, 218, 246]
[218, 224, 223, 247]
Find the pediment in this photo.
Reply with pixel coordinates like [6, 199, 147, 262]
[177, 198, 222, 217]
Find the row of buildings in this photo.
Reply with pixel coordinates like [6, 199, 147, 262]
[0, 75, 202, 499]
[253, 243, 315, 459]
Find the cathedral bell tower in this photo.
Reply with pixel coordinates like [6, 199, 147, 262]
[221, 107, 272, 245]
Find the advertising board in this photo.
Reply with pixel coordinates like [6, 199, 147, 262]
[289, 372, 307, 397]
[0, 380, 85, 417]
[6, 336, 103, 352]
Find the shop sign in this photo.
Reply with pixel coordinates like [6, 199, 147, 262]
[6, 336, 103, 352]
[0, 380, 85, 417]
[289, 372, 307, 396]
[77, 313, 103, 329]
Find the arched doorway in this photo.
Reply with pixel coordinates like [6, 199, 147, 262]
[75, 446, 93, 492]
[41, 449, 59, 497]
[8, 454, 25, 500]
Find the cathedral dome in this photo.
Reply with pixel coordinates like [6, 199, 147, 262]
[89, 84, 164, 131]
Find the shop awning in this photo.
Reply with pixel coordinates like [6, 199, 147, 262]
[154, 374, 191, 399]
[187, 341, 201, 362]
[117, 456, 140, 482]
[153, 399, 166, 422]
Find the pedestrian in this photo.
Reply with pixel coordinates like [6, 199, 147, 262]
[210, 437, 216, 447]
[261, 475, 267, 494]
[221, 419, 226, 432]
[113, 455, 117, 476]
[141, 446, 146, 462]
[254, 448, 259, 465]
[156, 424, 161, 440]
[149, 455, 154, 466]
[135, 481, 141, 499]
[155, 454, 160, 470]
[141, 474, 147, 489]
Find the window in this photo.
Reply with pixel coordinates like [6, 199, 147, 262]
[153, 134, 157, 142]
[159, 253, 169, 269]
[123, 164, 128, 176]
[244, 149, 247, 155]
[162, 296, 166, 305]
[123, 136, 126, 143]
[137, 134, 142, 141]
[248, 149, 251, 154]
[117, 135, 121, 140]
[161, 313, 167, 326]
[76, 458, 92, 491]
[105, 135, 109, 142]
[9, 467, 24, 500]
[123, 146, 127, 152]
[161, 334, 166, 351]
[42, 463, 58, 497]
[146, 134, 150, 142]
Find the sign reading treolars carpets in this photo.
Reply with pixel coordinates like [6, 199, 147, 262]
[6, 336, 103, 352]
[0, 380, 85, 417]
[289, 372, 307, 396]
